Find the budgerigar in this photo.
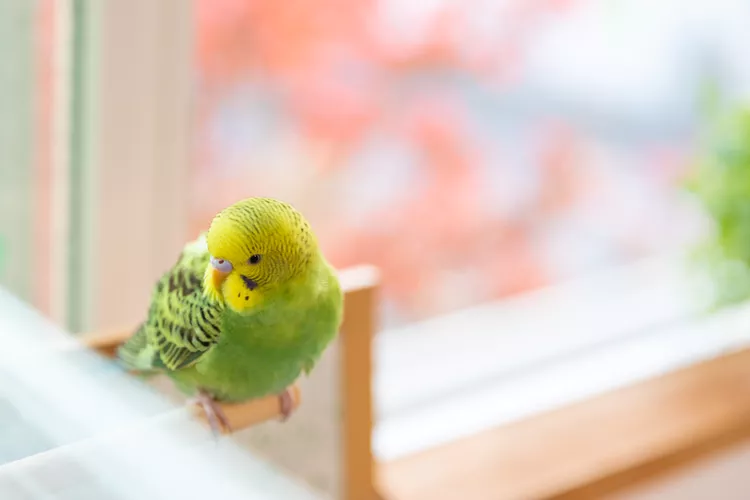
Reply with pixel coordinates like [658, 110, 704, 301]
[117, 197, 343, 433]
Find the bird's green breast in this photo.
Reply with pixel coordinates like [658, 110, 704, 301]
[169, 265, 342, 402]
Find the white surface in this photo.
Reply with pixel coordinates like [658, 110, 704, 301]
[0, 287, 324, 500]
[374, 253, 700, 418]
[373, 253, 750, 461]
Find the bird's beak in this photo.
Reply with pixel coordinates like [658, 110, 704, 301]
[211, 268, 229, 291]
[203, 256, 231, 302]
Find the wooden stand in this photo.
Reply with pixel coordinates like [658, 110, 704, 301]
[78, 265, 381, 499]
[81, 329, 301, 433]
[79, 328, 301, 434]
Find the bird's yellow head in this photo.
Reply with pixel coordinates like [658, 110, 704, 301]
[203, 197, 318, 313]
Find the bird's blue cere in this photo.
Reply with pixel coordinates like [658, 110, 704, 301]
[210, 256, 233, 273]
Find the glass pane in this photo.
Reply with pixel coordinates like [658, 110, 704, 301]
[190, 5, 750, 490]
[190, 0, 750, 331]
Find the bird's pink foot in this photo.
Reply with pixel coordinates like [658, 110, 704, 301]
[189, 389, 232, 435]
[278, 389, 294, 421]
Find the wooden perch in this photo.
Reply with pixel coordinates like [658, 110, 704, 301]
[79, 328, 133, 358]
[78, 265, 380, 499]
[78, 328, 301, 434]
[189, 386, 301, 434]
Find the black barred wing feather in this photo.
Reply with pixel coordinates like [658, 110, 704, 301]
[118, 236, 224, 372]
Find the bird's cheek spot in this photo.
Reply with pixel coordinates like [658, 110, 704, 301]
[241, 275, 258, 291]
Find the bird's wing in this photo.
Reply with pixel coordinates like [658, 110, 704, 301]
[118, 235, 224, 371]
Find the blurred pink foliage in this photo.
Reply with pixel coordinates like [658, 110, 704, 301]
[191, 0, 693, 325]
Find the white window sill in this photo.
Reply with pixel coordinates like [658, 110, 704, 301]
[0, 288, 323, 500]
[373, 252, 750, 461]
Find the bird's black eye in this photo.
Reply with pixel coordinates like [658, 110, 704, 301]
[248, 254, 262, 265]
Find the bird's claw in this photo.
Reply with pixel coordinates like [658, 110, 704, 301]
[278, 389, 294, 421]
[190, 390, 232, 436]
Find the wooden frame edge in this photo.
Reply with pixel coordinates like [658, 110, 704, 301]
[339, 266, 381, 500]
[378, 347, 750, 500]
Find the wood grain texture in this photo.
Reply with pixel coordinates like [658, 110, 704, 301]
[378, 348, 750, 500]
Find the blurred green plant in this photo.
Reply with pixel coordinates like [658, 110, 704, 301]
[687, 106, 750, 309]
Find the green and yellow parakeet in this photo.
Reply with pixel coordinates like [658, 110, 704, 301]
[117, 197, 343, 433]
